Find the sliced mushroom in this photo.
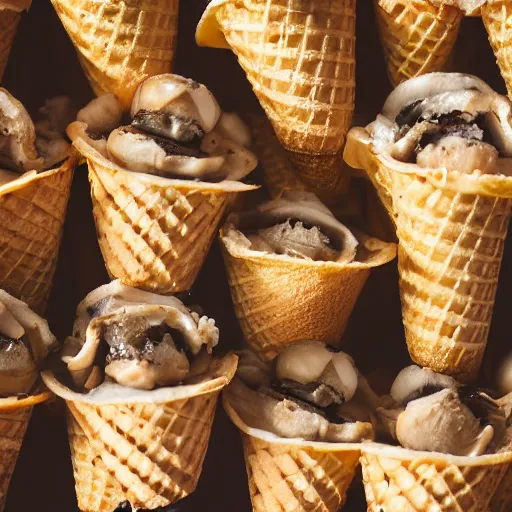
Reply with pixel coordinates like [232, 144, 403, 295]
[131, 74, 221, 133]
[226, 378, 373, 442]
[0, 89, 43, 172]
[106, 126, 226, 178]
[236, 350, 271, 388]
[215, 112, 252, 148]
[132, 109, 204, 142]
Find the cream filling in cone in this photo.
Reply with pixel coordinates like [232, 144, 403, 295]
[0, 291, 56, 397]
[225, 191, 360, 263]
[368, 73, 512, 176]
[60, 280, 221, 392]
[226, 343, 374, 443]
[75, 73, 257, 182]
[363, 365, 510, 457]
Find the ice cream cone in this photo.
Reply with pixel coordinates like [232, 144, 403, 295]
[482, 0, 512, 99]
[375, 0, 462, 86]
[0, 154, 76, 315]
[50, 0, 179, 108]
[42, 354, 237, 512]
[360, 441, 512, 512]
[223, 392, 362, 512]
[0, 12, 20, 82]
[67, 121, 257, 294]
[196, 0, 355, 201]
[345, 128, 512, 382]
[0, 391, 52, 512]
[220, 221, 396, 360]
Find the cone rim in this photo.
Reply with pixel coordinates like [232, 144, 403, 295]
[220, 223, 397, 270]
[0, 150, 77, 197]
[41, 352, 238, 405]
[344, 127, 512, 197]
[0, 389, 52, 411]
[196, 0, 231, 49]
[360, 440, 512, 466]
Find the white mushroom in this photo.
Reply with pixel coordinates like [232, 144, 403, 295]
[77, 93, 124, 134]
[131, 74, 221, 133]
[275, 341, 358, 403]
[396, 389, 495, 456]
[215, 112, 252, 148]
[390, 365, 459, 404]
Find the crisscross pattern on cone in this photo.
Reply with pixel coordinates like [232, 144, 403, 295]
[50, 0, 179, 107]
[221, 248, 370, 360]
[66, 391, 219, 512]
[0, 161, 75, 315]
[375, 0, 462, 86]
[392, 171, 511, 381]
[361, 449, 512, 512]
[209, 0, 356, 158]
[0, 407, 31, 512]
[0, 9, 21, 82]
[491, 467, 512, 512]
[88, 160, 234, 294]
[241, 433, 360, 512]
[482, 0, 512, 99]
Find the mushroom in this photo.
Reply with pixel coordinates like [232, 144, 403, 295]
[275, 341, 358, 407]
[0, 88, 44, 172]
[131, 74, 221, 134]
[369, 73, 512, 173]
[396, 389, 495, 456]
[62, 281, 219, 391]
[238, 191, 359, 263]
[385, 365, 507, 456]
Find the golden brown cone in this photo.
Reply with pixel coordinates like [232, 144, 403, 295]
[220, 222, 397, 360]
[50, 0, 179, 108]
[196, 0, 355, 201]
[0, 155, 76, 315]
[42, 355, 237, 512]
[344, 128, 512, 382]
[223, 394, 362, 512]
[375, 0, 462, 86]
[67, 122, 257, 294]
[360, 442, 512, 512]
[482, 0, 512, 99]
[0, 9, 21, 82]
[0, 391, 52, 512]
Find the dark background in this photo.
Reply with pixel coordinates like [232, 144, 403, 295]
[2, 1, 510, 511]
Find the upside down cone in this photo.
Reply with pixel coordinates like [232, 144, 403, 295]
[0, 155, 75, 314]
[375, 0, 462, 86]
[50, 0, 179, 108]
[197, 0, 355, 202]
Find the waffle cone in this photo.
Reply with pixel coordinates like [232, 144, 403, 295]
[0, 9, 21, 82]
[197, 0, 355, 198]
[375, 0, 462, 86]
[345, 128, 512, 382]
[360, 441, 512, 512]
[482, 0, 512, 99]
[220, 222, 396, 360]
[223, 393, 362, 512]
[0, 391, 52, 512]
[50, 0, 179, 108]
[0, 155, 76, 315]
[42, 355, 237, 512]
[68, 122, 256, 294]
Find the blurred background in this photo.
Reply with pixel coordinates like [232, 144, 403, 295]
[2, 1, 510, 510]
